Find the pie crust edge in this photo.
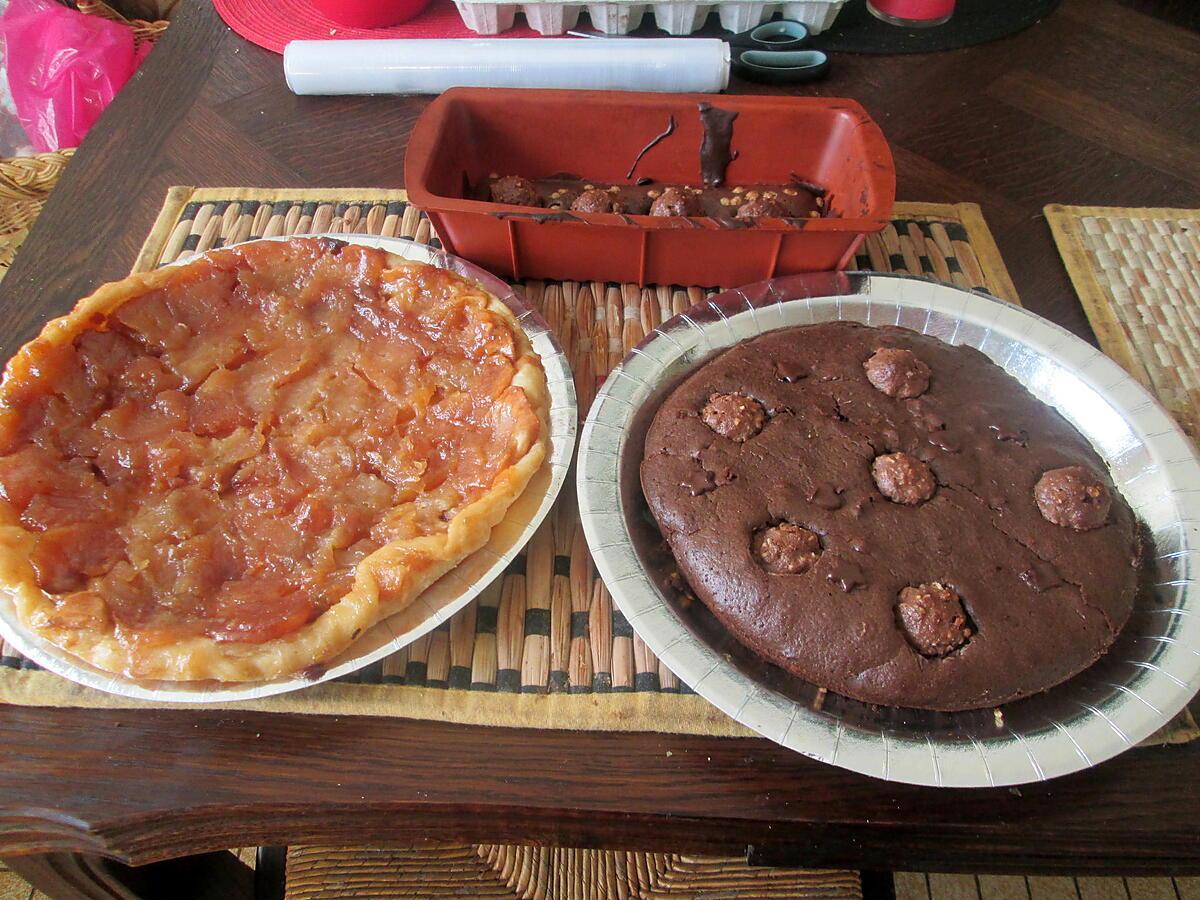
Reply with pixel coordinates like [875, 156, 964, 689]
[0, 246, 550, 682]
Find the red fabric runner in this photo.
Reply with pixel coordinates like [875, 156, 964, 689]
[213, 0, 541, 53]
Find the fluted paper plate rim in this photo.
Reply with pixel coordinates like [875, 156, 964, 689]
[578, 271, 1200, 787]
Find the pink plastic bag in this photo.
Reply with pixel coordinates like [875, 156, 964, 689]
[0, 0, 151, 152]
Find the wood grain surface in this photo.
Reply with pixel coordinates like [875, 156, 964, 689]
[0, 0, 1198, 882]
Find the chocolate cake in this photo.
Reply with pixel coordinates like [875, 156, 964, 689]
[640, 322, 1142, 712]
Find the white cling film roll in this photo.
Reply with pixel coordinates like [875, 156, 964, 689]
[283, 38, 731, 95]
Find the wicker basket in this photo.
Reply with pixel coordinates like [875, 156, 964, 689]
[0, 150, 75, 279]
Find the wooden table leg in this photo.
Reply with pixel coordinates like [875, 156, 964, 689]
[253, 847, 286, 900]
[3, 850, 255, 900]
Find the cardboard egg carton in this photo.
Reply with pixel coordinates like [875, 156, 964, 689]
[454, 0, 845, 36]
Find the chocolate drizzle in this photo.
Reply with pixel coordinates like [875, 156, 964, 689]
[826, 557, 866, 593]
[625, 115, 677, 181]
[990, 423, 1029, 446]
[698, 102, 739, 187]
[789, 174, 828, 197]
[928, 430, 961, 453]
[488, 210, 580, 224]
[774, 360, 809, 382]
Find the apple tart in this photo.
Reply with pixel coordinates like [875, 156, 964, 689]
[0, 237, 549, 681]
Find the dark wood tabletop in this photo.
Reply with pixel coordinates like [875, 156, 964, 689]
[1, 0, 1199, 895]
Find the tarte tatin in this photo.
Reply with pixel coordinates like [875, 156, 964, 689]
[0, 237, 549, 681]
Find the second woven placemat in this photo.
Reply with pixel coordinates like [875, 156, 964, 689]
[1047, 205, 1200, 437]
[6, 187, 1193, 747]
[284, 844, 861, 899]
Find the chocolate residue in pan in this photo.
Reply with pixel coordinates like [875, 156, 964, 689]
[488, 210, 581, 224]
[698, 102, 739, 187]
[482, 175, 821, 220]
[789, 173, 828, 197]
[625, 115, 677, 181]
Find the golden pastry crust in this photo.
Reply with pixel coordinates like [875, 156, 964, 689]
[0, 238, 548, 681]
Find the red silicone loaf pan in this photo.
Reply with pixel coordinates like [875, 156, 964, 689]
[405, 88, 895, 288]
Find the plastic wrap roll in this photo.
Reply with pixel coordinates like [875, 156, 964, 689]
[283, 39, 730, 95]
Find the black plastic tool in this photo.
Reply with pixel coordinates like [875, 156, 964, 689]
[727, 20, 831, 84]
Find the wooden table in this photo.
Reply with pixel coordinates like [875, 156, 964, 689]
[1, 1, 1198, 896]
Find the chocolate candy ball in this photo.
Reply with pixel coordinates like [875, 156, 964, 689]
[701, 392, 767, 442]
[490, 175, 540, 207]
[1034, 465, 1111, 531]
[863, 347, 931, 399]
[571, 189, 624, 214]
[649, 187, 701, 217]
[897, 582, 971, 657]
[872, 452, 936, 505]
[753, 523, 822, 574]
[735, 197, 787, 219]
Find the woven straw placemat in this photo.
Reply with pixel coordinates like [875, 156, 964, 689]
[1047, 205, 1200, 438]
[2, 188, 1193, 747]
[284, 845, 861, 899]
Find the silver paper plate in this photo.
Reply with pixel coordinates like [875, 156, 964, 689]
[578, 271, 1200, 787]
[0, 235, 577, 702]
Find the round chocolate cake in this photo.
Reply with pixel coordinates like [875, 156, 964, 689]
[640, 322, 1142, 711]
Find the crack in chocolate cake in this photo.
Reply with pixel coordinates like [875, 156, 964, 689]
[640, 321, 1142, 711]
